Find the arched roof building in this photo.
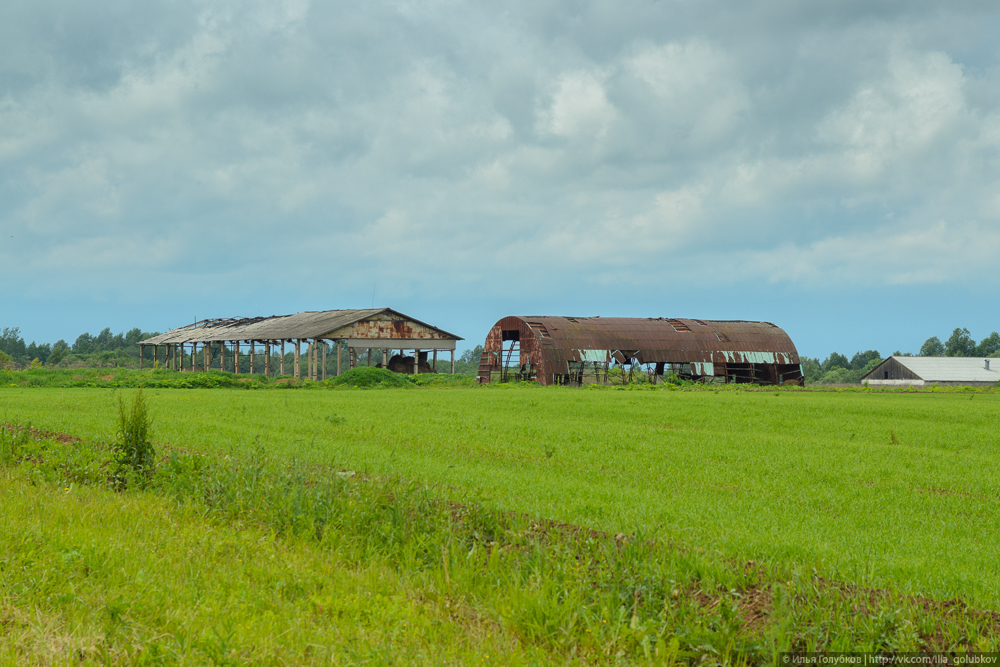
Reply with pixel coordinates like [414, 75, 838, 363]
[478, 316, 802, 386]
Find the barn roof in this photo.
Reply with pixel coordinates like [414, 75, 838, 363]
[141, 308, 462, 345]
[504, 316, 800, 365]
[863, 356, 1000, 383]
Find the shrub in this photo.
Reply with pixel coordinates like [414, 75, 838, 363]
[326, 367, 414, 389]
[113, 388, 155, 481]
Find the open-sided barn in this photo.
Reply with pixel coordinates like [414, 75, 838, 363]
[139, 308, 462, 380]
[477, 316, 803, 386]
[861, 356, 1000, 387]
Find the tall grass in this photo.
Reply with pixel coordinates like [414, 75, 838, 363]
[3, 418, 999, 658]
[112, 388, 154, 481]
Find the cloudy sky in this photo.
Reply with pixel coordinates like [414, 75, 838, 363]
[2, 0, 999, 358]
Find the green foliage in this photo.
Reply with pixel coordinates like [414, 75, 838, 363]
[977, 331, 1000, 357]
[849, 349, 881, 370]
[113, 389, 155, 481]
[325, 366, 415, 389]
[823, 352, 849, 372]
[945, 327, 976, 357]
[453, 344, 484, 375]
[47, 340, 69, 366]
[801, 357, 822, 383]
[919, 336, 945, 356]
[0, 350, 14, 371]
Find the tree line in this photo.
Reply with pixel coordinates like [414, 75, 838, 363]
[0, 325, 487, 375]
[802, 327, 1000, 385]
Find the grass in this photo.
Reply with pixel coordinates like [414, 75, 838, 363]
[2, 386, 1000, 662]
[0, 367, 478, 390]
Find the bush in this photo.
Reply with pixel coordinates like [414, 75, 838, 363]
[326, 366, 415, 389]
[113, 388, 155, 481]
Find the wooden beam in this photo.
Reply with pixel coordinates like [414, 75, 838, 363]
[450, 349, 455, 375]
[336, 341, 341, 376]
[139, 345, 144, 370]
[433, 349, 437, 372]
[234, 341, 240, 375]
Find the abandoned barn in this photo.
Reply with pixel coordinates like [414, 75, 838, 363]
[139, 308, 462, 380]
[477, 316, 803, 386]
[861, 356, 1000, 387]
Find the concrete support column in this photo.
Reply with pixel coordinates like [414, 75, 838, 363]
[265, 343, 271, 377]
[433, 349, 437, 372]
[450, 349, 455, 374]
[414, 350, 419, 375]
[294, 339, 301, 380]
[280, 341, 286, 376]
[337, 341, 342, 376]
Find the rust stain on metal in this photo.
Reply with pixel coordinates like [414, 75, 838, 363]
[477, 316, 803, 387]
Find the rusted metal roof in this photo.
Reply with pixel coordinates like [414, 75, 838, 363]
[141, 309, 462, 345]
[479, 315, 801, 385]
[517, 316, 799, 365]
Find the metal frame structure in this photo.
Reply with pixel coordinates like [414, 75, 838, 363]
[139, 308, 462, 380]
[477, 316, 803, 386]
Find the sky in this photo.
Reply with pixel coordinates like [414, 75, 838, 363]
[2, 1, 1000, 360]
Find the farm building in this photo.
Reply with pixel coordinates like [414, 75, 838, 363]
[477, 316, 803, 386]
[861, 356, 1000, 387]
[139, 308, 462, 380]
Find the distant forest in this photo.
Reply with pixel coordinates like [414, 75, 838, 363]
[2, 324, 997, 384]
[0, 326, 486, 375]
[802, 327, 1000, 384]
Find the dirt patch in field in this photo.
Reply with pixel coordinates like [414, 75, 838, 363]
[1, 422, 83, 445]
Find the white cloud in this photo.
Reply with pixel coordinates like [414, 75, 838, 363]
[537, 69, 617, 139]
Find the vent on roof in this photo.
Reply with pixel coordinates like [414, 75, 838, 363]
[694, 320, 708, 326]
[666, 319, 691, 332]
[715, 332, 730, 342]
[987, 359, 991, 371]
[526, 322, 551, 338]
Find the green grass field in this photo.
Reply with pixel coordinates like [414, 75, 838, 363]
[3, 383, 1000, 662]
